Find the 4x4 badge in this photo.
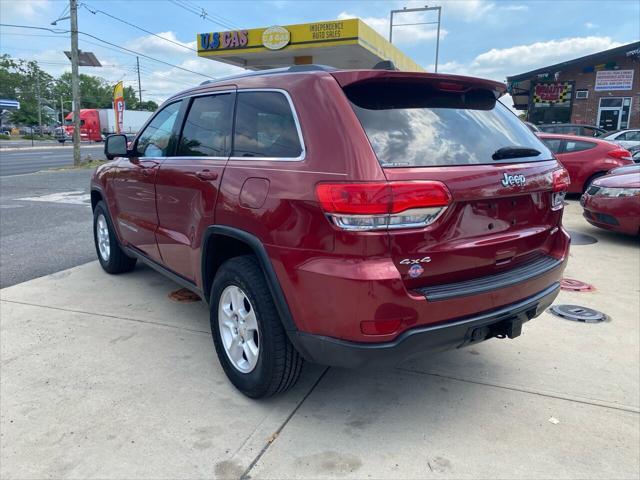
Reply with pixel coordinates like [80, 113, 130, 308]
[400, 256, 432, 265]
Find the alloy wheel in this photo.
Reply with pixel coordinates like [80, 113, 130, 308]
[218, 285, 260, 373]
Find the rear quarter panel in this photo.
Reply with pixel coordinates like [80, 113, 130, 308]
[556, 146, 622, 193]
[215, 72, 387, 332]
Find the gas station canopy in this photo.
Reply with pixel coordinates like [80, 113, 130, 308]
[197, 18, 424, 72]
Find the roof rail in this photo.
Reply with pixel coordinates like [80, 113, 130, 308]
[198, 64, 337, 86]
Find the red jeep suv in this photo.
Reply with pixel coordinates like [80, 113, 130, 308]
[93, 66, 570, 398]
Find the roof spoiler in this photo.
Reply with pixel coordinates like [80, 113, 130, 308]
[331, 71, 507, 98]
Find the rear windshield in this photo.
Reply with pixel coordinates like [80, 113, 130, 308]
[346, 81, 553, 167]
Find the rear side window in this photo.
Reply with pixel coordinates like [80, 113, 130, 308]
[232, 91, 302, 159]
[619, 131, 640, 141]
[564, 140, 595, 153]
[178, 94, 232, 157]
[542, 138, 562, 153]
[346, 81, 552, 167]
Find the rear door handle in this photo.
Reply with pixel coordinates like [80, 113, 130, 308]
[195, 170, 218, 181]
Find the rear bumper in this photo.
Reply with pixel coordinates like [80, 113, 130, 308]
[292, 282, 560, 368]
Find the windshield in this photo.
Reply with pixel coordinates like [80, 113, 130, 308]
[346, 81, 553, 167]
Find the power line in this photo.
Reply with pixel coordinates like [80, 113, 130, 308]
[181, 0, 242, 29]
[81, 3, 197, 53]
[169, 0, 240, 30]
[1, 32, 70, 39]
[0, 24, 215, 79]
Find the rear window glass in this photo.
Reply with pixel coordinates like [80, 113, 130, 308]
[232, 91, 302, 158]
[346, 81, 552, 167]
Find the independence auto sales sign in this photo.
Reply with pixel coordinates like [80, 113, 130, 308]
[595, 70, 634, 91]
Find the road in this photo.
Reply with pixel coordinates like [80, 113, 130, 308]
[0, 144, 105, 176]
[0, 168, 96, 287]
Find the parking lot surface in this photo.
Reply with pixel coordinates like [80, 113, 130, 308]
[1, 201, 638, 479]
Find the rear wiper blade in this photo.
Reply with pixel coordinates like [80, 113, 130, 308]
[492, 146, 541, 160]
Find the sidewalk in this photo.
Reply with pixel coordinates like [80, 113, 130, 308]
[1, 202, 638, 479]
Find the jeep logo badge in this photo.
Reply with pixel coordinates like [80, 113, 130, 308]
[501, 173, 526, 187]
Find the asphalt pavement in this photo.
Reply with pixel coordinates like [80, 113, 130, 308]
[0, 144, 105, 176]
[0, 168, 96, 287]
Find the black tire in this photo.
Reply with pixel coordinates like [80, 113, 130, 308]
[583, 172, 606, 193]
[210, 255, 303, 398]
[93, 201, 137, 274]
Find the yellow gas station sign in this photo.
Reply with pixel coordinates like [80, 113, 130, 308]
[197, 19, 424, 72]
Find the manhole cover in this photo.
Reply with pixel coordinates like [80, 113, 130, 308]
[568, 230, 598, 245]
[561, 278, 596, 292]
[168, 288, 201, 303]
[549, 304, 607, 323]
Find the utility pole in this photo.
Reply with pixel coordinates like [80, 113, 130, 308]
[136, 56, 143, 104]
[36, 75, 42, 135]
[70, 0, 81, 166]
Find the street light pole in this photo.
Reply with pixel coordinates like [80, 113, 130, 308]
[389, 5, 442, 73]
[434, 7, 441, 73]
[70, 0, 81, 166]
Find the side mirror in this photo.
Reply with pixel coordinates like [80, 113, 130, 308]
[104, 134, 130, 160]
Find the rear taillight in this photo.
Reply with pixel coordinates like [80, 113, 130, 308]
[316, 181, 452, 231]
[607, 148, 633, 162]
[551, 168, 570, 211]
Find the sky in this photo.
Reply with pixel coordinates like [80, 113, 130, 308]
[1, 0, 639, 107]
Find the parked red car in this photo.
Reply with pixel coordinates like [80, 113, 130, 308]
[581, 166, 640, 235]
[92, 66, 570, 397]
[538, 133, 633, 193]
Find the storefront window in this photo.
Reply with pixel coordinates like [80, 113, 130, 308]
[528, 82, 573, 125]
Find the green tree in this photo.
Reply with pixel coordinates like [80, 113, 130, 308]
[137, 100, 159, 111]
[2, 56, 155, 125]
[0, 54, 55, 126]
[54, 72, 113, 110]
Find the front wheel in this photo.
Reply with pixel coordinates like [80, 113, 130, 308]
[210, 255, 303, 398]
[93, 201, 137, 274]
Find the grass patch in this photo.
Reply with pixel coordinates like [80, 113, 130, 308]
[51, 158, 107, 172]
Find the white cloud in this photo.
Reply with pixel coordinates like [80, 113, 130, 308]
[441, 0, 494, 20]
[338, 11, 448, 45]
[126, 31, 197, 56]
[0, 0, 51, 20]
[501, 4, 529, 12]
[433, 36, 622, 82]
[401, 0, 500, 21]
[585, 22, 599, 29]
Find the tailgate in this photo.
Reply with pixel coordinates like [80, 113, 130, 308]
[383, 162, 562, 289]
